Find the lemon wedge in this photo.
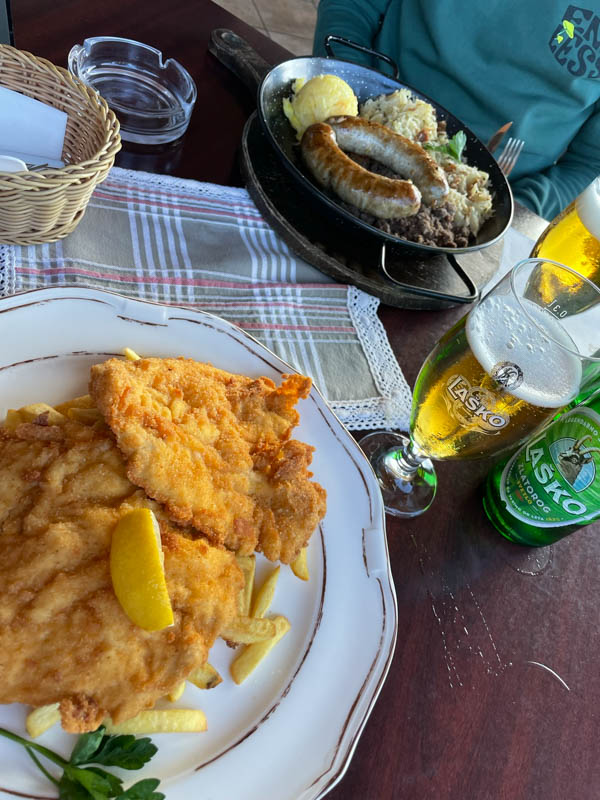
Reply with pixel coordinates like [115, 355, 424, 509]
[110, 508, 174, 632]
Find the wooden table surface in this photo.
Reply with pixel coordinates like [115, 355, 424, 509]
[12, 2, 600, 799]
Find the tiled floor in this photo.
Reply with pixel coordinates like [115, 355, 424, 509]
[212, 0, 318, 55]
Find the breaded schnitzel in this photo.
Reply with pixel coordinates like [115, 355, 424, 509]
[90, 358, 327, 563]
[0, 416, 243, 733]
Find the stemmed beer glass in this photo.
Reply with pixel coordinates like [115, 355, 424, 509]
[360, 258, 600, 517]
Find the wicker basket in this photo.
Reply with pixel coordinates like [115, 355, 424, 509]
[0, 45, 121, 245]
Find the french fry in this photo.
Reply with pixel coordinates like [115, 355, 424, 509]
[104, 709, 207, 734]
[235, 554, 255, 616]
[221, 616, 276, 644]
[251, 566, 280, 619]
[165, 681, 186, 702]
[26, 703, 60, 738]
[67, 407, 103, 425]
[230, 615, 291, 685]
[17, 403, 66, 426]
[54, 394, 94, 414]
[3, 409, 23, 430]
[123, 347, 141, 361]
[290, 547, 309, 581]
[188, 663, 222, 690]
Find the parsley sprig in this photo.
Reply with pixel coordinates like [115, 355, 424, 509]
[424, 130, 467, 162]
[0, 726, 164, 800]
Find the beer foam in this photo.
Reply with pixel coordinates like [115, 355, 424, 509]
[576, 177, 600, 240]
[466, 294, 582, 408]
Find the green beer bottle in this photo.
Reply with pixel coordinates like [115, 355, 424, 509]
[566, 360, 600, 408]
[483, 387, 600, 545]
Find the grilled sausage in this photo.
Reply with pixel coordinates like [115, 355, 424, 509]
[327, 115, 450, 206]
[301, 122, 422, 219]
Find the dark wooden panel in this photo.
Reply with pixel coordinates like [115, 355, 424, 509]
[12, 0, 289, 185]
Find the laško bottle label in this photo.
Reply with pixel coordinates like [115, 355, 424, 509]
[483, 406, 600, 545]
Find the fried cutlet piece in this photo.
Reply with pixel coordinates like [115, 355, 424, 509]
[251, 438, 327, 563]
[90, 357, 327, 562]
[0, 418, 242, 733]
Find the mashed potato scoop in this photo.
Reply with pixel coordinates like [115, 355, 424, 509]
[283, 74, 358, 139]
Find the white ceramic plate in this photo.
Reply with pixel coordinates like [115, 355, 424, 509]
[0, 287, 397, 800]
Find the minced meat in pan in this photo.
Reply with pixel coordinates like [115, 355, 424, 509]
[339, 152, 472, 249]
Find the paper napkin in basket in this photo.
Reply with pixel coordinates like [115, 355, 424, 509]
[0, 86, 66, 168]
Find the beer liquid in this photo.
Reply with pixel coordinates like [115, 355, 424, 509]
[529, 178, 600, 305]
[532, 202, 600, 276]
[410, 295, 581, 461]
[483, 390, 600, 546]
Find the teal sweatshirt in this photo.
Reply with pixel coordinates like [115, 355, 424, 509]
[313, 0, 600, 220]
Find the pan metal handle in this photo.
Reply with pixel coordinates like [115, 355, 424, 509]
[323, 34, 399, 79]
[208, 29, 273, 95]
[379, 243, 479, 304]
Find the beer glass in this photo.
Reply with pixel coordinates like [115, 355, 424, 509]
[527, 177, 600, 305]
[360, 258, 600, 517]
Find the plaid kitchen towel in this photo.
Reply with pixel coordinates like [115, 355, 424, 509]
[0, 167, 411, 431]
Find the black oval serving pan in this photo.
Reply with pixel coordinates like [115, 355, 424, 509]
[209, 30, 514, 304]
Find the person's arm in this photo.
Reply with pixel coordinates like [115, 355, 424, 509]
[512, 102, 600, 221]
[312, 0, 390, 67]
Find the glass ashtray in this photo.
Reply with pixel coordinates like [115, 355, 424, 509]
[68, 36, 197, 145]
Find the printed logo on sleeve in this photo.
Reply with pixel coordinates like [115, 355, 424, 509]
[549, 6, 600, 77]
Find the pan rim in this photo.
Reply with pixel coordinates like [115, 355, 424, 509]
[258, 55, 514, 256]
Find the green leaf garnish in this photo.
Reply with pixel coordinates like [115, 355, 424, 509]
[0, 725, 162, 800]
[116, 778, 165, 800]
[424, 130, 467, 162]
[90, 735, 157, 770]
[63, 765, 122, 800]
[71, 727, 157, 771]
[59, 774, 95, 800]
[69, 728, 107, 766]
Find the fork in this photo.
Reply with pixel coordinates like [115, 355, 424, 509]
[496, 137, 525, 177]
